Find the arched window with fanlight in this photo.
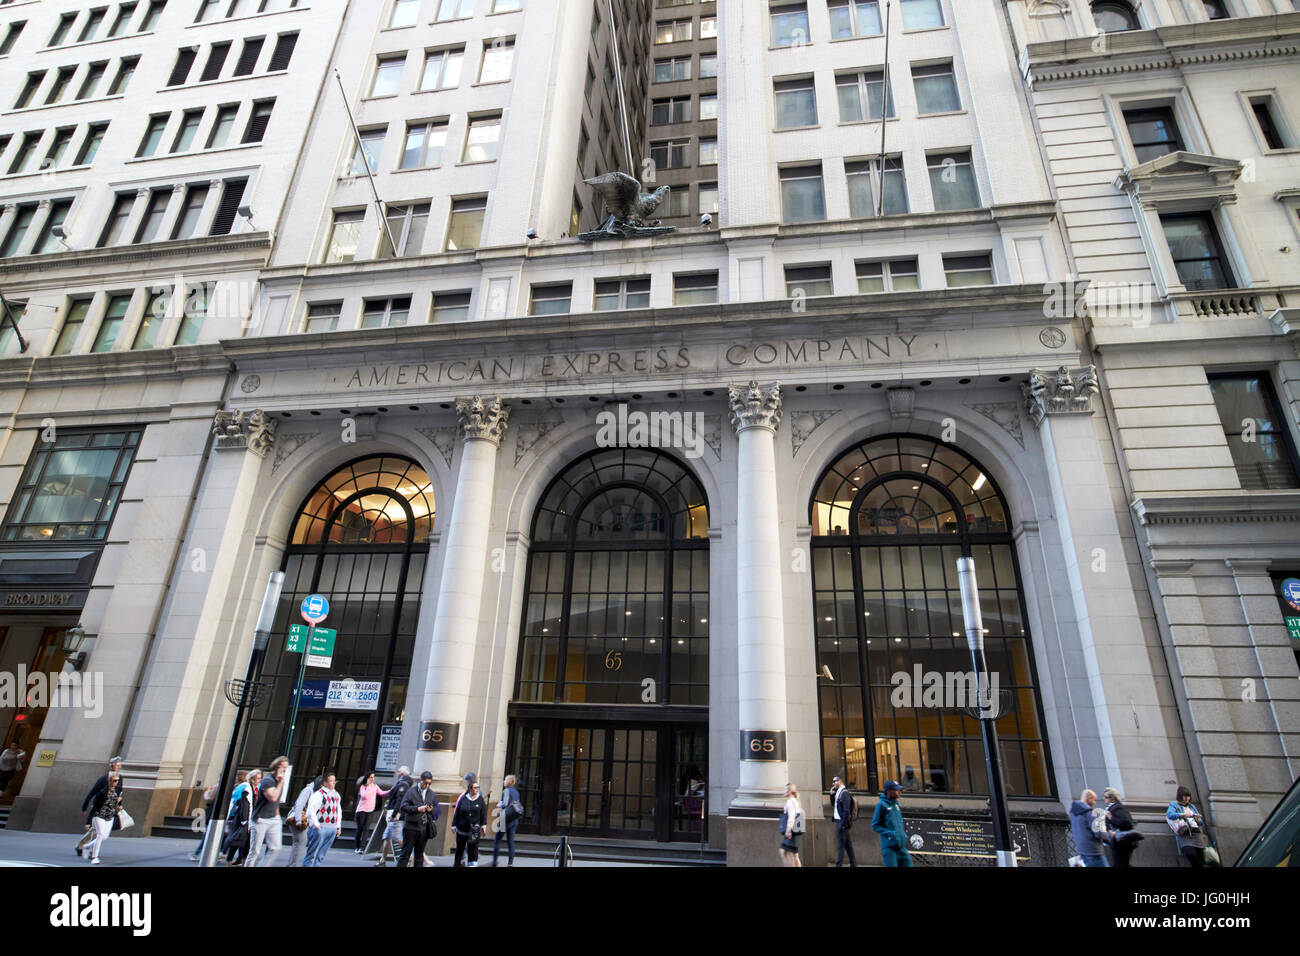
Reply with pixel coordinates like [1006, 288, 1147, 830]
[810, 435, 1053, 798]
[1091, 0, 1141, 31]
[240, 455, 433, 807]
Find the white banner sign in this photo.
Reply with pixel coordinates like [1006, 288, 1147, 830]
[324, 679, 382, 711]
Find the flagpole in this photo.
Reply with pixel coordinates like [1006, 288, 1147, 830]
[876, 0, 892, 218]
[333, 69, 400, 255]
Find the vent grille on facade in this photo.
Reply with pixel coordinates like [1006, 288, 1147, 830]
[167, 48, 197, 87]
[201, 42, 231, 82]
[209, 178, 248, 236]
[268, 33, 298, 72]
[233, 37, 265, 76]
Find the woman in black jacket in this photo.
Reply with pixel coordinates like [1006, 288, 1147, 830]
[451, 773, 487, 867]
[221, 769, 261, 866]
[1103, 786, 1144, 867]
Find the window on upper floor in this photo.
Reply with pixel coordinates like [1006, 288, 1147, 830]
[436, 0, 474, 21]
[699, 182, 718, 215]
[432, 291, 472, 323]
[943, 253, 994, 287]
[650, 138, 689, 169]
[1091, 1, 1139, 31]
[829, 0, 882, 38]
[305, 301, 342, 333]
[402, 120, 448, 169]
[174, 285, 207, 345]
[207, 104, 238, 147]
[201, 41, 231, 80]
[48, 12, 77, 47]
[1161, 212, 1236, 291]
[134, 188, 171, 243]
[701, 16, 717, 38]
[44, 128, 76, 170]
[1124, 106, 1184, 163]
[1249, 95, 1293, 151]
[1208, 373, 1300, 490]
[362, 297, 412, 329]
[857, 258, 919, 293]
[665, 188, 689, 218]
[530, 282, 573, 316]
[172, 108, 204, 151]
[463, 114, 501, 162]
[137, 114, 169, 157]
[14, 71, 44, 109]
[233, 36, 264, 76]
[846, 156, 907, 217]
[91, 293, 131, 351]
[655, 19, 692, 43]
[268, 32, 297, 70]
[785, 264, 833, 298]
[7, 131, 41, 175]
[774, 77, 817, 129]
[652, 97, 691, 125]
[381, 202, 431, 257]
[699, 138, 717, 165]
[446, 196, 486, 250]
[351, 127, 386, 175]
[53, 298, 92, 355]
[912, 61, 960, 114]
[699, 54, 717, 78]
[325, 210, 363, 263]
[108, 4, 137, 37]
[493, 0, 522, 10]
[209, 177, 247, 235]
[422, 47, 464, 89]
[836, 69, 894, 122]
[171, 183, 210, 239]
[79, 8, 108, 43]
[132, 288, 170, 349]
[75, 123, 109, 165]
[372, 54, 406, 96]
[77, 62, 108, 99]
[594, 277, 651, 311]
[654, 56, 691, 82]
[0, 204, 35, 256]
[1202, 0, 1230, 18]
[0, 19, 25, 55]
[478, 37, 514, 83]
[699, 93, 718, 120]
[242, 98, 274, 142]
[196, 0, 223, 22]
[770, 2, 809, 47]
[390, 0, 420, 27]
[46, 66, 76, 104]
[108, 57, 138, 94]
[138, 0, 165, 32]
[928, 150, 979, 210]
[780, 164, 826, 222]
[673, 271, 718, 306]
[901, 0, 943, 29]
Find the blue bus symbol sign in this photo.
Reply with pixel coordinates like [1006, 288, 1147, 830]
[1282, 578, 1300, 613]
[301, 594, 329, 625]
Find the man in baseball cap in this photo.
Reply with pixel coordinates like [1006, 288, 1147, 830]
[871, 780, 913, 867]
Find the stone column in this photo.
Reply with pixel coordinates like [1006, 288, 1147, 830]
[728, 381, 789, 807]
[1023, 366, 1180, 801]
[413, 397, 508, 790]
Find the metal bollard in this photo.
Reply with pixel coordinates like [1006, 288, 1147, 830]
[554, 834, 573, 867]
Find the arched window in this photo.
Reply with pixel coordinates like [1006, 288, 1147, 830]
[810, 435, 1053, 798]
[241, 456, 433, 807]
[1091, 0, 1140, 31]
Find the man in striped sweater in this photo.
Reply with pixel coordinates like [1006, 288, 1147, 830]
[303, 772, 341, 867]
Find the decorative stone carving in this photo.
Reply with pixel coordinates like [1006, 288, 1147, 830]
[212, 408, 277, 458]
[888, 388, 914, 418]
[1021, 365, 1099, 427]
[728, 381, 782, 434]
[417, 426, 458, 468]
[966, 402, 1026, 449]
[579, 172, 675, 241]
[272, 432, 319, 473]
[514, 414, 565, 465]
[455, 396, 509, 445]
[789, 410, 841, 456]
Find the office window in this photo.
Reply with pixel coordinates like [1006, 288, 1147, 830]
[446, 196, 486, 250]
[650, 139, 689, 169]
[1161, 213, 1236, 291]
[46, 66, 75, 104]
[856, 258, 919, 293]
[372, 55, 405, 96]
[699, 54, 717, 78]
[436, 0, 474, 21]
[785, 264, 833, 298]
[200, 41, 231, 80]
[381, 202, 430, 257]
[780, 164, 826, 223]
[351, 127, 386, 175]
[136, 0, 161, 31]
[304, 302, 342, 333]
[242, 99, 274, 143]
[774, 78, 817, 129]
[92, 294, 131, 352]
[652, 97, 691, 125]
[53, 299, 91, 355]
[168, 47, 197, 86]
[846, 156, 908, 217]
[699, 138, 718, 165]
[653, 57, 691, 83]
[171, 183, 209, 239]
[74, 123, 109, 165]
[836, 69, 894, 122]
[1250, 96, 1291, 151]
[8, 131, 41, 175]
[928, 151, 979, 210]
[49, 12, 76, 47]
[1124, 107, 1183, 163]
[0, 428, 142, 542]
[402, 120, 448, 169]
[421, 47, 464, 89]
[172, 108, 204, 151]
[828, 0, 882, 38]
[901, 0, 944, 29]
[913, 62, 959, 114]
[493, 0, 522, 10]
[0, 204, 34, 256]
[594, 277, 651, 311]
[137, 114, 169, 157]
[390, 0, 420, 27]
[134, 189, 170, 243]
[362, 297, 411, 329]
[673, 272, 718, 305]
[0, 20, 26, 56]
[666, 189, 689, 217]
[655, 19, 692, 43]
[943, 253, 994, 287]
[174, 286, 207, 345]
[324, 210, 363, 263]
[699, 182, 718, 215]
[232, 36, 264, 76]
[75, 62, 107, 100]
[1091, 1, 1138, 31]
[701, 16, 717, 38]
[196, 0, 222, 21]
[463, 114, 501, 162]
[432, 291, 471, 322]
[108, 57, 138, 94]
[44, 128, 76, 170]
[208, 177, 247, 235]
[207, 104, 238, 147]
[132, 290, 169, 349]
[14, 71, 44, 109]
[100, 194, 135, 247]
[1209, 374, 1299, 490]
[478, 37, 514, 83]
[268, 32, 297, 71]
[771, 2, 810, 47]
[529, 283, 572, 316]
[108, 4, 137, 37]
[699, 93, 718, 121]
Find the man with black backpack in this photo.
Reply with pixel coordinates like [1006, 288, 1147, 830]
[831, 774, 858, 867]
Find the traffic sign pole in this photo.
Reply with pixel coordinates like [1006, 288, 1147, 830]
[284, 623, 314, 761]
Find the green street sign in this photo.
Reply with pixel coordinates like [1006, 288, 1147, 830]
[287, 624, 338, 656]
[1286, 617, 1300, 640]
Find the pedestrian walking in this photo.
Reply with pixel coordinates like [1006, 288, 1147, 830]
[286, 775, 322, 868]
[303, 772, 341, 867]
[353, 770, 390, 855]
[872, 780, 913, 868]
[247, 756, 289, 867]
[0, 740, 25, 794]
[376, 766, 413, 867]
[1068, 788, 1108, 867]
[189, 782, 218, 861]
[830, 774, 857, 867]
[397, 771, 440, 868]
[1102, 786, 1143, 868]
[75, 756, 124, 858]
[222, 768, 261, 866]
[452, 773, 487, 867]
[491, 773, 523, 867]
[1167, 785, 1209, 867]
[85, 771, 128, 865]
[778, 782, 804, 867]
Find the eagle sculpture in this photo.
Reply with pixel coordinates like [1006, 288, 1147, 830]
[579, 172, 676, 241]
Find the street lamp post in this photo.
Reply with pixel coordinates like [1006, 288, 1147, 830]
[199, 571, 283, 868]
[956, 556, 1017, 867]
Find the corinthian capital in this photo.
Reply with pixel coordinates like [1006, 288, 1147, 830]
[1021, 365, 1099, 428]
[728, 381, 782, 434]
[456, 396, 509, 445]
[212, 408, 277, 458]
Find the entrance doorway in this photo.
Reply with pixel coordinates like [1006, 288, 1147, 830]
[292, 713, 369, 807]
[0, 623, 71, 805]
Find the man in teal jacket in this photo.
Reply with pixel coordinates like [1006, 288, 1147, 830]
[871, 780, 913, 867]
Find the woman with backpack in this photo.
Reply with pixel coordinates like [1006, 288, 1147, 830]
[491, 773, 523, 867]
[779, 782, 804, 867]
[452, 772, 488, 867]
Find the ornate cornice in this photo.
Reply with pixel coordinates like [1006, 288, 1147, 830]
[728, 381, 782, 434]
[212, 408, 276, 458]
[455, 396, 509, 445]
[1132, 491, 1300, 527]
[1021, 365, 1098, 427]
